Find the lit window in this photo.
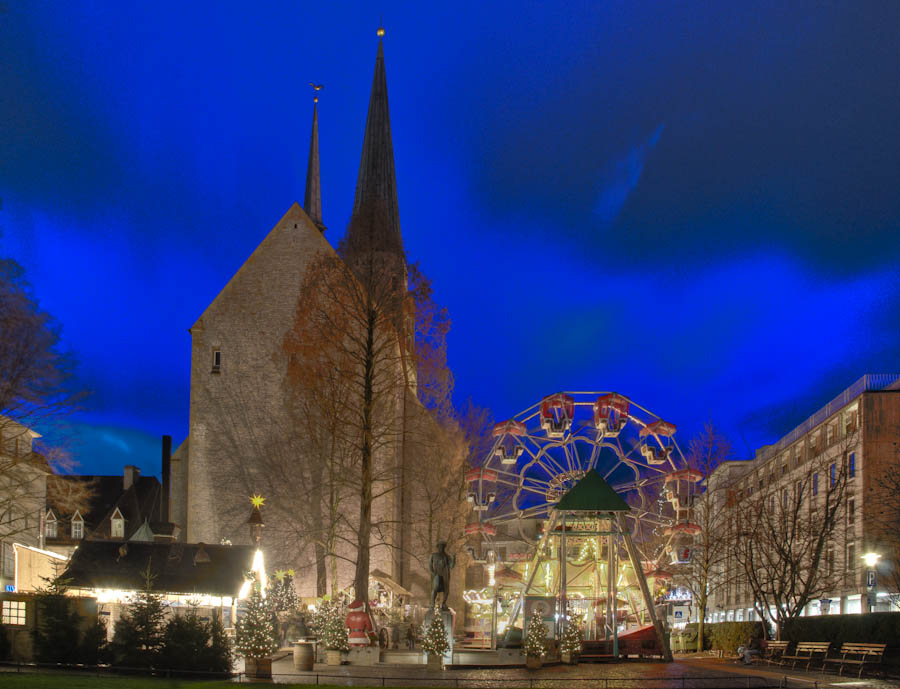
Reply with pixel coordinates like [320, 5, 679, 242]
[72, 518, 84, 540]
[826, 545, 835, 575]
[848, 452, 856, 479]
[111, 517, 124, 538]
[45, 519, 57, 539]
[1, 601, 25, 625]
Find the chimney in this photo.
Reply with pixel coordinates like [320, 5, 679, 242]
[161, 435, 172, 523]
[124, 465, 140, 491]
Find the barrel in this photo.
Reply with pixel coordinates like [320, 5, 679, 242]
[293, 641, 314, 671]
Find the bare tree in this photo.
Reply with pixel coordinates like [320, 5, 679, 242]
[872, 434, 900, 606]
[673, 422, 734, 652]
[0, 254, 90, 542]
[731, 429, 857, 633]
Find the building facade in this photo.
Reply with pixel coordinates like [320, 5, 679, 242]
[707, 374, 900, 623]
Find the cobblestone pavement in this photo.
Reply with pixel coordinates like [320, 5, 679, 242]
[255, 654, 813, 688]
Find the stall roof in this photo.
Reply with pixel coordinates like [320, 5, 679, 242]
[554, 470, 631, 512]
[63, 541, 254, 597]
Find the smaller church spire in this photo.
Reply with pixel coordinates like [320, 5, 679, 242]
[304, 83, 326, 233]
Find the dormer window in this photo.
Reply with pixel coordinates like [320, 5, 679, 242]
[71, 512, 84, 540]
[211, 348, 221, 373]
[45, 511, 57, 539]
[111, 509, 125, 538]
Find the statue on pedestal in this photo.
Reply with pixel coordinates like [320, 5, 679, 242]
[429, 540, 456, 610]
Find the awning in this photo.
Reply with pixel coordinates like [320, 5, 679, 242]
[370, 568, 413, 597]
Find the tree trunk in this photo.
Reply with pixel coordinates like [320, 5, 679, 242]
[352, 308, 377, 608]
[697, 590, 707, 653]
[315, 542, 327, 597]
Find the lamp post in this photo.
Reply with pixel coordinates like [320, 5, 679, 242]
[862, 552, 880, 612]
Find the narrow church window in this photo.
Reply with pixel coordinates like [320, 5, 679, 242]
[111, 516, 124, 538]
[212, 349, 221, 373]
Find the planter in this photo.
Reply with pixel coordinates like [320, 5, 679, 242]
[561, 650, 579, 665]
[247, 656, 272, 679]
[427, 653, 443, 670]
[525, 655, 543, 670]
[326, 649, 343, 666]
[293, 641, 315, 671]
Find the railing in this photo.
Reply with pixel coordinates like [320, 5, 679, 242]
[754, 374, 900, 466]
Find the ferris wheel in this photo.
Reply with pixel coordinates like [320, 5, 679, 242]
[465, 391, 701, 566]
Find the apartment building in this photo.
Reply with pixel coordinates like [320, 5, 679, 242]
[706, 374, 900, 622]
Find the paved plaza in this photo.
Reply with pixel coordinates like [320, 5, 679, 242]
[249, 654, 900, 689]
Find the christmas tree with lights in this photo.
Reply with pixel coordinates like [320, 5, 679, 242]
[235, 584, 278, 661]
[523, 612, 547, 658]
[316, 599, 349, 652]
[560, 620, 583, 656]
[421, 611, 449, 658]
[267, 569, 300, 612]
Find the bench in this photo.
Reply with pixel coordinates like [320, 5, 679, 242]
[762, 640, 790, 665]
[822, 643, 887, 678]
[780, 641, 830, 670]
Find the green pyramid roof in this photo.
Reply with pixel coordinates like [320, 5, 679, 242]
[554, 469, 631, 512]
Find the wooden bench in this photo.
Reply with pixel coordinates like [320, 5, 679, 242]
[762, 640, 790, 665]
[780, 641, 830, 670]
[822, 643, 887, 678]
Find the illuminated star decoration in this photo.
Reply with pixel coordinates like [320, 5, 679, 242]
[250, 494, 265, 509]
[274, 568, 287, 582]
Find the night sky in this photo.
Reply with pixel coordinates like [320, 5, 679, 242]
[2, 2, 899, 478]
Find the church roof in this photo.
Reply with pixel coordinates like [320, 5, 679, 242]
[304, 100, 325, 233]
[346, 32, 403, 257]
[554, 470, 631, 512]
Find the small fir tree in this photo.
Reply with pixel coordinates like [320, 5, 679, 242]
[32, 575, 83, 663]
[316, 599, 349, 652]
[80, 615, 109, 666]
[267, 570, 300, 613]
[421, 612, 449, 657]
[161, 605, 212, 671]
[111, 563, 167, 667]
[205, 612, 235, 674]
[235, 585, 278, 661]
[560, 621, 583, 656]
[523, 612, 547, 658]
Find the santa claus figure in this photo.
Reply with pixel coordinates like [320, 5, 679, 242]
[345, 599, 374, 647]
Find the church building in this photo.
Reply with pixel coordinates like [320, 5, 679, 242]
[169, 30, 442, 599]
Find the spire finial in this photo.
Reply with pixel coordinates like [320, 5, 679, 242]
[309, 81, 323, 104]
[377, 16, 385, 37]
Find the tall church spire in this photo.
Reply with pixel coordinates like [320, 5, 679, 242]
[345, 26, 403, 257]
[304, 85, 325, 233]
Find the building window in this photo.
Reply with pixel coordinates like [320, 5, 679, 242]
[111, 517, 124, 538]
[826, 545, 835, 575]
[848, 452, 856, 479]
[830, 463, 836, 488]
[72, 518, 84, 540]
[769, 496, 775, 513]
[211, 349, 221, 372]
[812, 473, 819, 496]
[846, 542, 856, 572]
[45, 518, 57, 539]
[848, 498, 855, 527]
[758, 478, 763, 491]
[1, 542, 13, 578]
[795, 481, 803, 506]
[782, 488, 788, 509]
[782, 464, 787, 476]
[1, 601, 25, 625]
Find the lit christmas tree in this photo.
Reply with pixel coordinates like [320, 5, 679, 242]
[523, 612, 547, 658]
[316, 599, 349, 652]
[421, 612, 449, 657]
[267, 569, 300, 612]
[560, 620, 583, 656]
[235, 584, 279, 660]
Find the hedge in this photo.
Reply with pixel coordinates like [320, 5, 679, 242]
[682, 621, 768, 652]
[781, 612, 900, 650]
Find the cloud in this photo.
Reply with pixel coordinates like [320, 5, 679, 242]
[594, 125, 664, 227]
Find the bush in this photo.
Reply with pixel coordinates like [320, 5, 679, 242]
[781, 612, 900, 649]
[0, 624, 10, 661]
[80, 616, 109, 665]
[706, 622, 768, 653]
[159, 607, 233, 675]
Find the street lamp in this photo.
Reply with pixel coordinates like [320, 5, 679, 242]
[862, 552, 881, 568]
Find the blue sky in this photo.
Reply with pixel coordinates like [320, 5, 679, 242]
[2, 1, 898, 476]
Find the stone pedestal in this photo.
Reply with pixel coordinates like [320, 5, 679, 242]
[424, 608, 454, 666]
